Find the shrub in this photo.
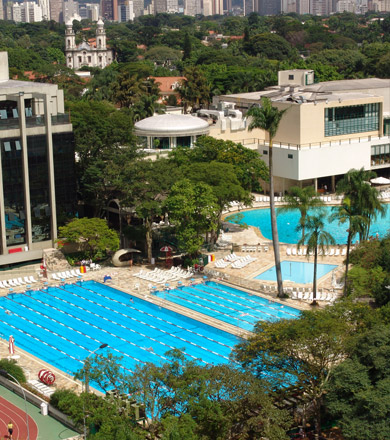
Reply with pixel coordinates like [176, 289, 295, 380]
[0, 359, 26, 384]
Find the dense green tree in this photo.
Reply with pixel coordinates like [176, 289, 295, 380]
[298, 214, 335, 304]
[165, 179, 219, 255]
[326, 325, 390, 440]
[234, 302, 371, 439]
[58, 218, 119, 260]
[245, 33, 298, 61]
[119, 159, 182, 262]
[280, 186, 324, 241]
[247, 98, 288, 298]
[67, 100, 137, 216]
[169, 136, 268, 193]
[178, 66, 210, 113]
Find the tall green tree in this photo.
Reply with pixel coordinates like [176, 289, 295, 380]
[298, 214, 335, 305]
[330, 197, 367, 295]
[165, 179, 219, 256]
[179, 67, 210, 113]
[120, 159, 182, 263]
[280, 186, 324, 240]
[247, 98, 288, 298]
[337, 168, 385, 242]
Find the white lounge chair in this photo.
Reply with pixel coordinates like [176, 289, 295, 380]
[329, 248, 335, 256]
[8, 279, 17, 287]
[52, 273, 61, 281]
[286, 248, 291, 256]
[335, 248, 340, 256]
[292, 248, 297, 256]
[0, 281, 6, 289]
[341, 248, 347, 256]
[17, 277, 26, 285]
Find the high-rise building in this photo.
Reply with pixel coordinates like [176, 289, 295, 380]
[118, 0, 134, 21]
[50, 0, 63, 22]
[78, 3, 100, 20]
[0, 51, 76, 265]
[184, 0, 201, 15]
[65, 19, 114, 69]
[12, 1, 43, 22]
[101, 0, 118, 20]
[202, 0, 223, 15]
[63, 0, 79, 23]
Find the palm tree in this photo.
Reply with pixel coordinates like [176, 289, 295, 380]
[337, 168, 385, 242]
[279, 186, 324, 241]
[298, 214, 335, 306]
[330, 198, 367, 295]
[247, 97, 288, 297]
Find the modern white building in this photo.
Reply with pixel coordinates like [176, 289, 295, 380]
[0, 51, 76, 266]
[65, 18, 114, 70]
[211, 69, 390, 195]
[134, 114, 210, 151]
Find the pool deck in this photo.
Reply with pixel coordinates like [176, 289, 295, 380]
[0, 197, 349, 395]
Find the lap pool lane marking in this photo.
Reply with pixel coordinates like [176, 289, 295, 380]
[0, 395, 38, 440]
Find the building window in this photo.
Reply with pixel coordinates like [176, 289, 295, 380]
[289, 74, 294, 80]
[78, 56, 82, 63]
[27, 135, 51, 242]
[88, 56, 91, 63]
[371, 144, 390, 166]
[1, 138, 26, 246]
[176, 136, 191, 148]
[263, 150, 268, 155]
[288, 153, 293, 159]
[324, 103, 380, 137]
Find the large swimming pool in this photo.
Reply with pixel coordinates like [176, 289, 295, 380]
[226, 205, 390, 244]
[0, 281, 240, 391]
[255, 261, 337, 284]
[0, 281, 301, 391]
[153, 281, 300, 331]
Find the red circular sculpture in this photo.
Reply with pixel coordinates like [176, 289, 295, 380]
[38, 369, 56, 385]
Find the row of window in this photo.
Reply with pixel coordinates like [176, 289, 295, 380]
[371, 143, 390, 166]
[324, 103, 380, 137]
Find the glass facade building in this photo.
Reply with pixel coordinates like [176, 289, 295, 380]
[0, 51, 76, 264]
[324, 103, 380, 137]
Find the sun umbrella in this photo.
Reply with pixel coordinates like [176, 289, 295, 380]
[160, 246, 173, 252]
[370, 176, 390, 185]
[8, 335, 15, 356]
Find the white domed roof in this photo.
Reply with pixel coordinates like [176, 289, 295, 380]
[135, 114, 209, 136]
[97, 18, 104, 26]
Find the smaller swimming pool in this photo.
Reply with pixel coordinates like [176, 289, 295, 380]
[255, 260, 337, 284]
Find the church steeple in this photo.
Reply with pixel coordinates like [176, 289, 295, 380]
[96, 18, 106, 50]
[65, 20, 76, 50]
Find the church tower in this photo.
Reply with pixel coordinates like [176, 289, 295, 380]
[96, 18, 107, 50]
[65, 21, 76, 68]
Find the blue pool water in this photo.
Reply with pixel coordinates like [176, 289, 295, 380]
[0, 281, 241, 390]
[153, 281, 300, 331]
[255, 260, 337, 284]
[227, 205, 390, 244]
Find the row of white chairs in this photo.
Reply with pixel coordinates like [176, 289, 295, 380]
[0, 275, 38, 289]
[51, 269, 83, 281]
[232, 255, 257, 269]
[215, 259, 231, 268]
[134, 267, 192, 284]
[242, 245, 269, 252]
[291, 290, 337, 302]
[286, 247, 347, 257]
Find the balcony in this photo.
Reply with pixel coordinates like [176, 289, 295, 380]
[0, 118, 19, 130]
[51, 113, 71, 125]
[26, 115, 45, 128]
